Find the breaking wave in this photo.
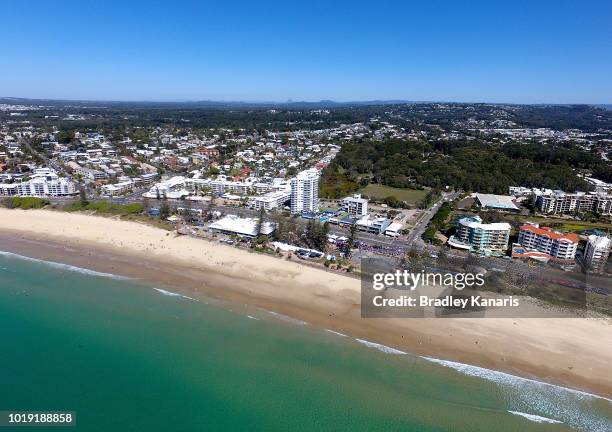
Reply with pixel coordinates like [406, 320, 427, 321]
[508, 411, 563, 424]
[0, 250, 130, 280]
[152, 288, 198, 301]
[422, 356, 612, 431]
[355, 338, 407, 355]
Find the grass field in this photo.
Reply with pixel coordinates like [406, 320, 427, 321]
[359, 184, 428, 204]
[540, 222, 610, 233]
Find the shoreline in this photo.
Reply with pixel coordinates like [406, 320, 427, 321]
[1, 208, 611, 398]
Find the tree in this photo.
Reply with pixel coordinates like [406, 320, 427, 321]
[256, 206, 265, 237]
[79, 186, 88, 207]
[384, 195, 401, 208]
[159, 197, 170, 219]
[273, 213, 285, 241]
[345, 223, 357, 258]
[203, 198, 216, 222]
[437, 247, 448, 266]
[183, 199, 194, 223]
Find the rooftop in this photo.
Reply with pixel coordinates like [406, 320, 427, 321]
[458, 216, 511, 231]
[474, 193, 519, 210]
[209, 215, 275, 237]
[520, 225, 579, 243]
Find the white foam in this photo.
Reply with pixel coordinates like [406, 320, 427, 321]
[421, 356, 612, 402]
[246, 315, 260, 320]
[0, 250, 131, 280]
[152, 288, 198, 301]
[355, 338, 407, 355]
[508, 411, 563, 424]
[422, 356, 612, 432]
[267, 311, 308, 325]
[325, 329, 348, 337]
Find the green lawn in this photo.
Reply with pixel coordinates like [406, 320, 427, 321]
[550, 222, 611, 233]
[359, 184, 428, 204]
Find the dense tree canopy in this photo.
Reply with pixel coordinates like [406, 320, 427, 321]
[327, 138, 609, 194]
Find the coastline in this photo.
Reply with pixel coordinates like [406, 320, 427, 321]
[1, 208, 611, 398]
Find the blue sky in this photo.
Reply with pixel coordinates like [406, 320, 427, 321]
[1, 0, 611, 103]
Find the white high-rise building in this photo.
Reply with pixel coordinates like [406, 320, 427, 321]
[584, 235, 611, 273]
[290, 169, 320, 214]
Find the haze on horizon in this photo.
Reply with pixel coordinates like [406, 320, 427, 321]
[2, 0, 611, 104]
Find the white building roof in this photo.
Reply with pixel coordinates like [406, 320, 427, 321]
[587, 235, 611, 250]
[459, 216, 510, 231]
[385, 222, 403, 233]
[474, 193, 519, 210]
[209, 215, 275, 237]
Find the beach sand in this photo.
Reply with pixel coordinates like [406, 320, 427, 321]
[1, 208, 611, 398]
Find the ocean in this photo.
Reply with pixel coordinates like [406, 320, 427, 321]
[0, 251, 610, 431]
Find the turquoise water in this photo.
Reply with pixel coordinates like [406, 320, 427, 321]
[0, 251, 610, 431]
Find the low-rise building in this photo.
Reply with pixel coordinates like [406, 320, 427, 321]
[384, 222, 404, 237]
[66, 161, 106, 181]
[355, 215, 391, 234]
[208, 215, 275, 238]
[474, 193, 519, 211]
[101, 180, 134, 197]
[143, 176, 190, 199]
[251, 190, 291, 211]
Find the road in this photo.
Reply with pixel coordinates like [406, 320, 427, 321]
[404, 191, 461, 249]
[48, 189, 461, 254]
[48, 191, 607, 292]
[19, 138, 71, 178]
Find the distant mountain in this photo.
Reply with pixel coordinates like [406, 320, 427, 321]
[0, 97, 417, 109]
[1, 97, 609, 110]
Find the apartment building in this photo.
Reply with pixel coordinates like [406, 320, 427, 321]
[536, 190, 612, 216]
[517, 224, 578, 261]
[355, 215, 391, 234]
[66, 161, 106, 181]
[452, 216, 510, 255]
[0, 169, 77, 197]
[290, 168, 319, 214]
[101, 179, 134, 197]
[251, 190, 291, 211]
[143, 176, 190, 199]
[341, 194, 368, 217]
[583, 235, 611, 273]
[208, 179, 254, 196]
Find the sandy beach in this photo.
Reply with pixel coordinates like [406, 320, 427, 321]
[1, 208, 611, 398]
